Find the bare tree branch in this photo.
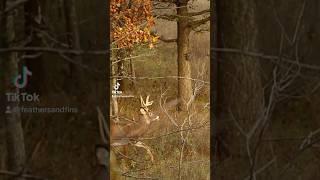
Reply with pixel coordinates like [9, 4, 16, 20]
[212, 48, 320, 71]
[189, 16, 210, 29]
[0, 47, 109, 55]
[0, 0, 29, 16]
[0, 170, 47, 180]
[187, 9, 210, 17]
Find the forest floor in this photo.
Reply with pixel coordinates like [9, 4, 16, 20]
[112, 41, 210, 179]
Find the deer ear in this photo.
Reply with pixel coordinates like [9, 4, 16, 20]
[140, 108, 146, 114]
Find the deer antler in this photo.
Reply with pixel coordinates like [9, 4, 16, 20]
[145, 95, 153, 107]
[140, 95, 153, 107]
[140, 95, 145, 107]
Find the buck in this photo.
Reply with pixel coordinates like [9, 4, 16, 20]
[95, 95, 159, 179]
[111, 95, 159, 146]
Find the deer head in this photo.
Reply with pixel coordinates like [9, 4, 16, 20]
[139, 95, 159, 124]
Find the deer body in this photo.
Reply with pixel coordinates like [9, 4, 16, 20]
[111, 104, 159, 145]
[95, 96, 159, 180]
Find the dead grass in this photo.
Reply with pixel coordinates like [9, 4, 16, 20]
[114, 29, 210, 179]
[111, 2, 211, 178]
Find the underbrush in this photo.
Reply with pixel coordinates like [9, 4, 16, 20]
[113, 41, 210, 179]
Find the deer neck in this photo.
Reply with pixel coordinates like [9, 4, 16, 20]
[125, 112, 151, 138]
[141, 112, 151, 124]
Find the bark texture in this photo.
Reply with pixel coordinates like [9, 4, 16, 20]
[63, 0, 83, 94]
[0, 1, 8, 178]
[176, 0, 192, 111]
[3, 1, 26, 179]
[24, 0, 46, 94]
[216, 0, 264, 178]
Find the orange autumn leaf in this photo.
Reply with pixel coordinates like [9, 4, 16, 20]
[110, 0, 158, 49]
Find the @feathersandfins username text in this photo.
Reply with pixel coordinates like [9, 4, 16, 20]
[5, 106, 78, 114]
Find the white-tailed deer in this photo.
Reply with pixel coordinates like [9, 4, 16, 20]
[111, 95, 159, 145]
[111, 95, 159, 163]
[95, 95, 159, 179]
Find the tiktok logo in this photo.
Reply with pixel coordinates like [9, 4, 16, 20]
[13, 66, 32, 89]
[114, 82, 120, 91]
[112, 80, 122, 97]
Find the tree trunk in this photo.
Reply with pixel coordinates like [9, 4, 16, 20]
[63, 0, 83, 94]
[116, 49, 126, 92]
[0, 1, 8, 178]
[64, 0, 81, 51]
[3, 1, 26, 179]
[24, 0, 46, 94]
[211, 0, 218, 177]
[111, 58, 119, 123]
[111, 49, 127, 123]
[129, 58, 137, 89]
[176, 0, 192, 111]
[216, 0, 264, 178]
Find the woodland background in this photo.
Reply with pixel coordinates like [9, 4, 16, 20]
[0, 0, 319, 180]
